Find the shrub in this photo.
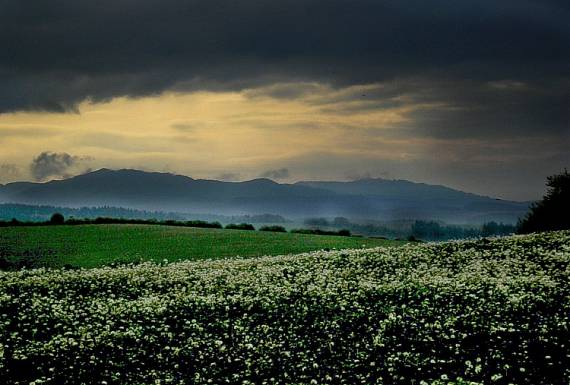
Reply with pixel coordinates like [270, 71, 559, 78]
[49, 213, 65, 225]
[337, 229, 351, 236]
[291, 228, 351, 236]
[185, 220, 223, 229]
[259, 225, 287, 232]
[225, 223, 255, 231]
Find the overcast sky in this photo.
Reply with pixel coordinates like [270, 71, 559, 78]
[0, 0, 568, 200]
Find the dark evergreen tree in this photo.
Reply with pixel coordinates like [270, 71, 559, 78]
[518, 169, 570, 234]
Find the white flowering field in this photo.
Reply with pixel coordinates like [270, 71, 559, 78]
[1, 231, 569, 384]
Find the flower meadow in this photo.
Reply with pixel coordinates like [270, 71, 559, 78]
[1, 232, 569, 385]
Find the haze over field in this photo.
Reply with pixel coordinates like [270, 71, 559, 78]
[0, 0, 568, 202]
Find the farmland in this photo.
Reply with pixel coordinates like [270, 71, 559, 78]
[0, 224, 401, 269]
[1, 231, 569, 384]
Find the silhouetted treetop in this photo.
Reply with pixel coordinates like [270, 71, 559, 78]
[49, 213, 65, 225]
[518, 169, 570, 234]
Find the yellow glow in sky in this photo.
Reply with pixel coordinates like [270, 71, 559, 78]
[0, 83, 436, 182]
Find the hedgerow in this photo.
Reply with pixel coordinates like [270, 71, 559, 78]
[0, 231, 569, 384]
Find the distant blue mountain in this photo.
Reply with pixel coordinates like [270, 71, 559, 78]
[0, 169, 530, 224]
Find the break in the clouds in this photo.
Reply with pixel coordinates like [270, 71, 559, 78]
[30, 152, 92, 181]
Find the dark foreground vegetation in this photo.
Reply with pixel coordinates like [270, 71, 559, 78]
[0, 231, 568, 384]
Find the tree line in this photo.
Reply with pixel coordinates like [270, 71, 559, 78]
[304, 217, 516, 241]
[0, 215, 353, 237]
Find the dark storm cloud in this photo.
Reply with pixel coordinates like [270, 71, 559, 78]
[30, 152, 91, 181]
[400, 79, 570, 139]
[0, 0, 568, 114]
[247, 78, 569, 140]
[259, 168, 290, 180]
[357, 79, 570, 140]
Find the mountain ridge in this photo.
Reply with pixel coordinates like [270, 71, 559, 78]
[0, 169, 530, 224]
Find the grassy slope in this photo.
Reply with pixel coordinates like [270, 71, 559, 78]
[0, 224, 402, 268]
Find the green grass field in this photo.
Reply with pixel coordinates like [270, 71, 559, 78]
[0, 224, 402, 268]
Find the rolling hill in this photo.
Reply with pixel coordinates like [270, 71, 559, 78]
[0, 224, 401, 269]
